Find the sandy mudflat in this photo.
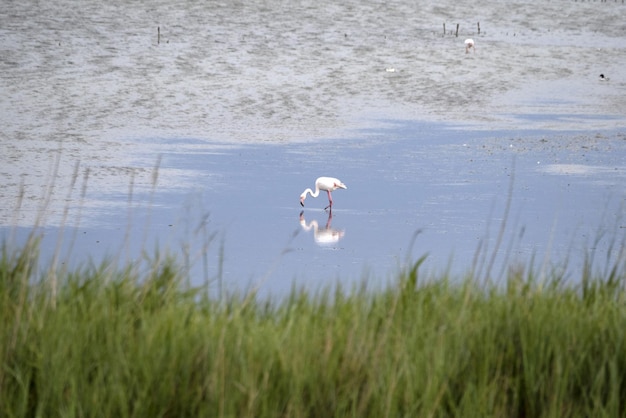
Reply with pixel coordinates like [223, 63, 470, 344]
[1, 0, 625, 226]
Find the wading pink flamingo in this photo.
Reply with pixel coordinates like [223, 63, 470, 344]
[300, 177, 347, 210]
[465, 38, 475, 53]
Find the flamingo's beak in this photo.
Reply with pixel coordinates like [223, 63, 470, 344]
[300, 198, 305, 206]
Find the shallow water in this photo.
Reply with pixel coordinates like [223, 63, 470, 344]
[5, 122, 625, 298]
[1, 0, 625, 297]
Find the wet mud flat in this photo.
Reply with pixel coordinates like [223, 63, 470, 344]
[1, 0, 625, 296]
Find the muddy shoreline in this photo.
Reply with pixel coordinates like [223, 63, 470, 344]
[1, 0, 625, 293]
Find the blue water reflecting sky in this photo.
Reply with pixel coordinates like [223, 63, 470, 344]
[4, 121, 625, 299]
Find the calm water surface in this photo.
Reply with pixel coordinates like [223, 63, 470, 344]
[6, 121, 625, 298]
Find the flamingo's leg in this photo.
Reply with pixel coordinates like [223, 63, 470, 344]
[324, 190, 333, 210]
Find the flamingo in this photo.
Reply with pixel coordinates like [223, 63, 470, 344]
[465, 38, 475, 54]
[300, 177, 347, 210]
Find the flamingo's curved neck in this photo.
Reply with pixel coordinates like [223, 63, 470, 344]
[303, 186, 320, 198]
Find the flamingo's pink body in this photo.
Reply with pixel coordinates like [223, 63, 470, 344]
[300, 177, 347, 210]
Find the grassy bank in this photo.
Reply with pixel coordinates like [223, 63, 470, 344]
[1, 239, 626, 418]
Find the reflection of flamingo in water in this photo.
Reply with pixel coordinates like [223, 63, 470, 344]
[300, 177, 347, 210]
[299, 210, 345, 245]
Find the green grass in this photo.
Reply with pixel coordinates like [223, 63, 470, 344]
[1, 238, 626, 417]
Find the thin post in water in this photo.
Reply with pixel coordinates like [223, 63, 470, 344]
[455, 23, 459, 37]
[158, 26, 160, 44]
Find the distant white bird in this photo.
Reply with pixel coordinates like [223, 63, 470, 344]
[599, 73, 610, 81]
[300, 177, 347, 210]
[465, 38, 475, 54]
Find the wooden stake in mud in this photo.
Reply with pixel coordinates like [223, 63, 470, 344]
[477, 22, 481, 34]
[443, 23, 446, 35]
[158, 26, 160, 44]
[455, 23, 459, 37]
